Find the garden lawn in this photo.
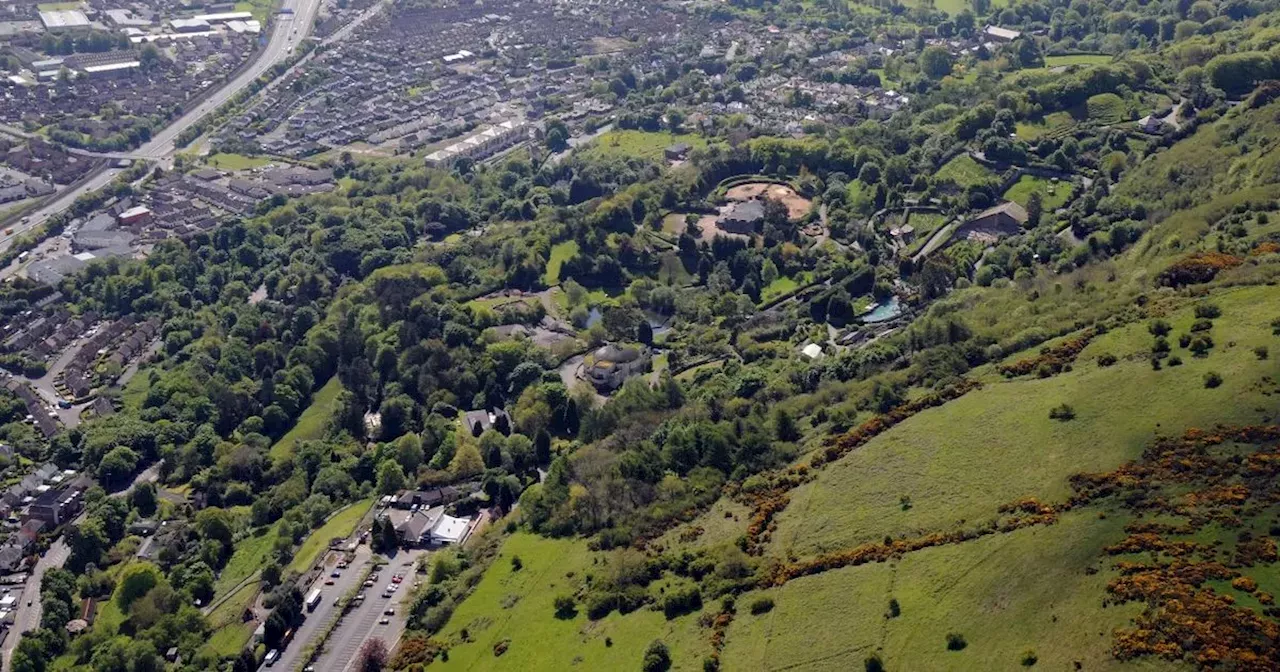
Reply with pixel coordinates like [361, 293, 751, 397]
[545, 240, 579, 285]
[1002, 174, 1072, 211]
[761, 272, 812, 304]
[935, 154, 995, 188]
[206, 153, 272, 171]
[287, 498, 373, 573]
[581, 130, 706, 162]
[724, 510, 1177, 671]
[771, 285, 1280, 559]
[433, 533, 712, 672]
[269, 376, 343, 463]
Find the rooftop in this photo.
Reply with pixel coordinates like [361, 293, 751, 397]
[39, 10, 90, 29]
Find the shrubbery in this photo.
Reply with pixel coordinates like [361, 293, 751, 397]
[1049, 403, 1076, 421]
[946, 633, 968, 651]
[1204, 371, 1223, 388]
[749, 597, 775, 615]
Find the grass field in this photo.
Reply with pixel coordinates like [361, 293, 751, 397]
[724, 511, 1174, 671]
[935, 154, 995, 188]
[269, 376, 342, 463]
[545, 240, 580, 285]
[1085, 93, 1128, 125]
[1002, 175, 1073, 212]
[904, 211, 950, 256]
[433, 533, 712, 671]
[216, 522, 280, 597]
[1044, 53, 1111, 68]
[771, 284, 1280, 558]
[761, 272, 813, 304]
[234, 0, 274, 22]
[204, 580, 261, 657]
[287, 498, 372, 573]
[205, 153, 272, 171]
[1015, 110, 1075, 140]
[581, 130, 707, 162]
[926, 0, 1008, 15]
[119, 370, 152, 411]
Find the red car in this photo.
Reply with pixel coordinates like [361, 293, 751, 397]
[391, 575, 403, 584]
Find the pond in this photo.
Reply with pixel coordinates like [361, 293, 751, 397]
[585, 307, 603, 328]
[861, 296, 902, 324]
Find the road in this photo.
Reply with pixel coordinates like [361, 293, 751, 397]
[0, 0, 325, 252]
[1, 537, 70, 670]
[308, 549, 427, 672]
[269, 544, 372, 672]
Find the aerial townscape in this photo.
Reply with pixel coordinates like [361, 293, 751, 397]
[0, 0, 1279, 669]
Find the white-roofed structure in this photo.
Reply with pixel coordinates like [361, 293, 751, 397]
[429, 514, 470, 545]
[982, 25, 1022, 42]
[81, 61, 141, 77]
[193, 11, 254, 22]
[39, 9, 90, 32]
[424, 120, 527, 167]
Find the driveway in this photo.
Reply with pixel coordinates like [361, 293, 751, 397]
[307, 549, 428, 672]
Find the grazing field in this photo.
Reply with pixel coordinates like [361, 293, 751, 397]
[205, 153, 272, 171]
[433, 533, 711, 671]
[935, 154, 995, 188]
[1002, 174, 1073, 211]
[724, 511, 1172, 671]
[771, 284, 1280, 558]
[287, 498, 373, 573]
[269, 376, 343, 463]
[581, 130, 706, 161]
[545, 240, 580, 285]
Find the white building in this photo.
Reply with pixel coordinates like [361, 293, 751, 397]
[39, 10, 90, 32]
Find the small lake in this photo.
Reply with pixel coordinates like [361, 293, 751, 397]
[585, 307, 603, 328]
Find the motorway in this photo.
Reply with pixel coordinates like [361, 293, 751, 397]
[307, 549, 427, 672]
[269, 544, 372, 672]
[0, 0, 325, 253]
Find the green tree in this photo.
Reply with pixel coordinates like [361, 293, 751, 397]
[376, 459, 407, 495]
[920, 46, 954, 79]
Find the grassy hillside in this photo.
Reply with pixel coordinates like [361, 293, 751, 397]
[269, 376, 344, 464]
[772, 284, 1280, 558]
[724, 511, 1180, 671]
[433, 534, 712, 671]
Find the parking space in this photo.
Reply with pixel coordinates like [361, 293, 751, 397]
[309, 548, 427, 672]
